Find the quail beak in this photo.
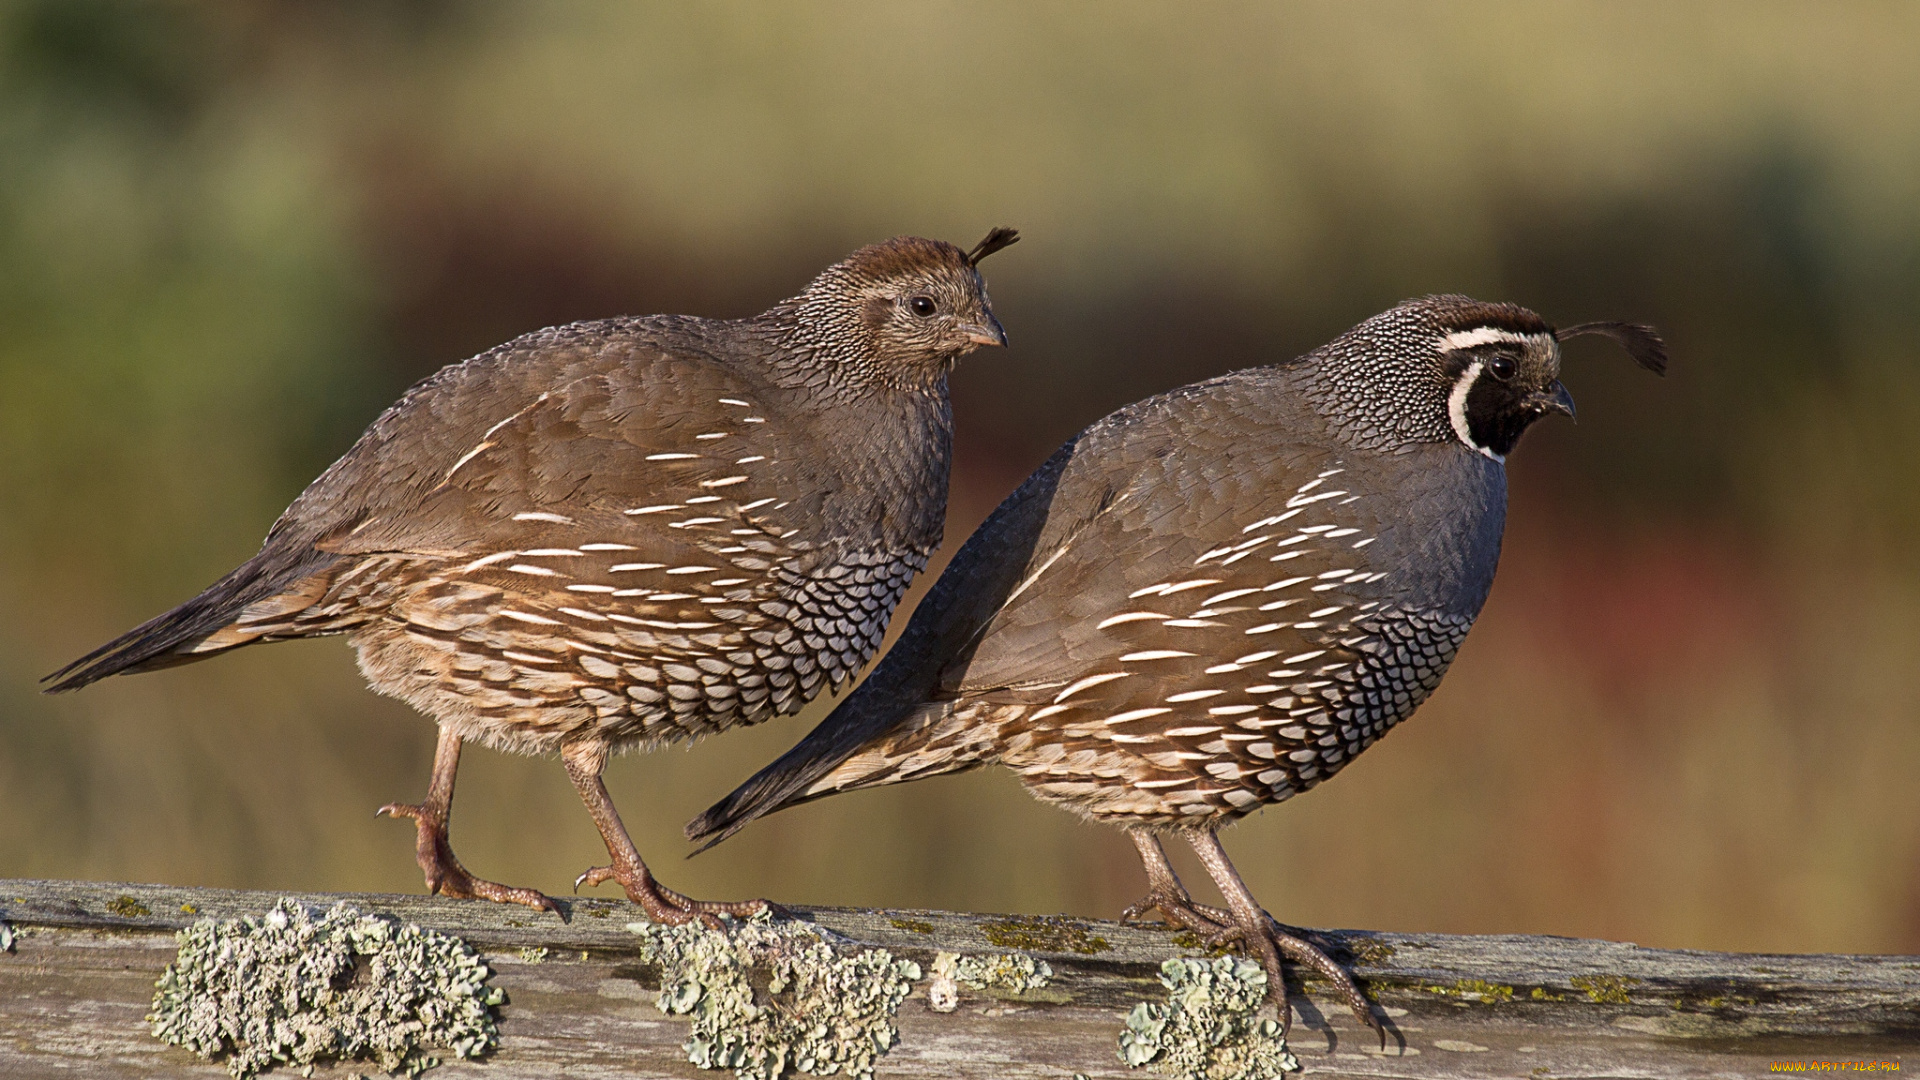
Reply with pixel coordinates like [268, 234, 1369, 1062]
[960, 314, 1009, 348]
[1533, 380, 1577, 420]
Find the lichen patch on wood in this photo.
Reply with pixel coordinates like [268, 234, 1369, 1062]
[1118, 956, 1299, 1079]
[148, 898, 503, 1078]
[979, 914, 1111, 954]
[1420, 977, 1515, 1003]
[1569, 973, 1640, 1004]
[925, 950, 1054, 1012]
[625, 913, 921, 1080]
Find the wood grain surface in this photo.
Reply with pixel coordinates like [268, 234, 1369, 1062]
[2, 878, 1914, 1078]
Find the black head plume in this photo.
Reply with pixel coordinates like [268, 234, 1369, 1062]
[966, 227, 1020, 266]
[1556, 321, 1668, 375]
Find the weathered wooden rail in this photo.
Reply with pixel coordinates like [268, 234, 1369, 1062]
[1, 878, 1914, 1078]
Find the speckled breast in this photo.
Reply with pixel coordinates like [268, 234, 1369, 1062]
[988, 451, 1495, 826]
[333, 373, 937, 752]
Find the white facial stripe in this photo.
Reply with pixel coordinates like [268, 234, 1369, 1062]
[1447, 359, 1505, 462]
[1439, 326, 1532, 351]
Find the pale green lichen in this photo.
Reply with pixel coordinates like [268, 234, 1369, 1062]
[626, 914, 921, 1080]
[1118, 956, 1298, 1080]
[925, 950, 1053, 1011]
[149, 898, 503, 1079]
[940, 950, 1053, 993]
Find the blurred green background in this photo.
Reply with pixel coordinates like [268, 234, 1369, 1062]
[3, 1, 1918, 956]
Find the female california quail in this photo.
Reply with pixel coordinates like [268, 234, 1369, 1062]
[46, 228, 1020, 924]
[688, 295, 1663, 1027]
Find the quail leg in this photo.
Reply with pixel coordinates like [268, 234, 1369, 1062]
[560, 740, 776, 928]
[1186, 829, 1382, 1042]
[1119, 829, 1236, 936]
[377, 727, 557, 913]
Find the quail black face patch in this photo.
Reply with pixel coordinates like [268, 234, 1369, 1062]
[1435, 325, 1568, 460]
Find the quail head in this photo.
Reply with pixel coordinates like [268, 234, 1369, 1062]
[46, 227, 1021, 924]
[689, 295, 1663, 1026]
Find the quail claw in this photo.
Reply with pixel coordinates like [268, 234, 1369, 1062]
[1120, 888, 1236, 937]
[1256, 915, 1385, 1045]
[571, 857, 777, 929]
[573, 865, 616, 893]
[378, 799, 557, 914]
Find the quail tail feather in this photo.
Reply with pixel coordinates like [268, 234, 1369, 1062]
[686, 697, 959, 852]
[43, 546, 345, 692]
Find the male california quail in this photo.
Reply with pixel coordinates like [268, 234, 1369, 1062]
[46, 228, 1020, 924]
[689, 295, 1663, 1027]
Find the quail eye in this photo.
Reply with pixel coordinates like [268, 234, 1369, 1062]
[1487, 356, 1517, 381]
[908, 295, 937, 317]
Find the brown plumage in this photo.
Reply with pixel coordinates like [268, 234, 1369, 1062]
[691, 296, 1663, 1027]
[47, 229, 1019, 923]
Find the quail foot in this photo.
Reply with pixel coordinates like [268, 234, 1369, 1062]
[47, 228, 1021, 924]
[689, 295, 1663, 1022]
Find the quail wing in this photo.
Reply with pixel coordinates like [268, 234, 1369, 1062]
[918, 386, 1469, 821]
